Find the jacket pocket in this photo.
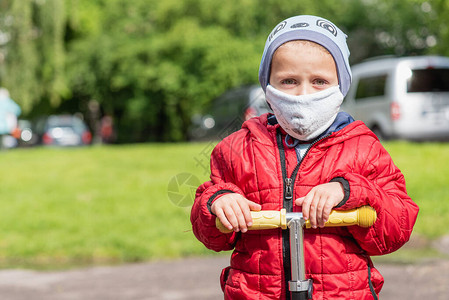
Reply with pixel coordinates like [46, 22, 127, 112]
[220, 266, 231, 292]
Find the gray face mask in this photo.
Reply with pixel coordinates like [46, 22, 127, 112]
[266, 85, 344, 141]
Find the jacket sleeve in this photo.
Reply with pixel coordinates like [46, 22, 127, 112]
[334, 137, 419, 256]
[190, 139, 244, 252]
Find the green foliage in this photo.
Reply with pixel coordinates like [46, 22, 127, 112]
[0, 0, 448, 141]
[0, 0, 40, 112]
[67, 0, 261, 142]
[353, 0, 440, 58]
[425, 0, 449, 57]
[0, 0, 70, 111]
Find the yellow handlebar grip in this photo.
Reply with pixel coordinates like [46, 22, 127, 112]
[356, 205, 377, 227]
[216, 209, 287, 233]
[215, 206, 377, 233]
[305, 205, 377, 228]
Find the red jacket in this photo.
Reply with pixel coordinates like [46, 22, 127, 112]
[191, 113, 419, 299]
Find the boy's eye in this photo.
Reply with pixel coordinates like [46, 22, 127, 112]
[281, 79, 296, 85]
[314, 79, 328, 85]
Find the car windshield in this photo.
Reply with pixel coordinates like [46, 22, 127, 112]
[46, 116, 87, 133]
[407, 68, 449, 93]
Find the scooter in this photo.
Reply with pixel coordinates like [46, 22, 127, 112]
[216, 205, 377, 300]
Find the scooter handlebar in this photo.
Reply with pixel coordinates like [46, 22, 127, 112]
[216, 206, 377, 233]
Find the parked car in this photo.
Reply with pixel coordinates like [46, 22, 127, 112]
[17, 119, 38, 147]
[342, 55, 449, 141]
[189, 85, 271, 140]
[34, 115, 92, 146]
[0, 119, 36, 149]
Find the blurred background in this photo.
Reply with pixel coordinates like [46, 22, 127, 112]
[0, 0, 447, 145]
[0, 0, 448, 286]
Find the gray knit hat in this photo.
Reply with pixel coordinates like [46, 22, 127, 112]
[258, 15, 352, 96]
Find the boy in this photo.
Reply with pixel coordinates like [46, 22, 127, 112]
[191, 15, 419, 299]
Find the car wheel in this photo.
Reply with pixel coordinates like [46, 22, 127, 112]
[371, 126, 388, 141]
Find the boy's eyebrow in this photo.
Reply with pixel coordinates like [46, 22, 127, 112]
[270, 71, 297, 79]
[273, 69, 336, 76]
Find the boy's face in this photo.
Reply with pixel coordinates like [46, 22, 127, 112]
[269, 41, 338, 96]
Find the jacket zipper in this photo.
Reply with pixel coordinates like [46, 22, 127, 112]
[276, 129, 331, 299]
[368, 264, 379, 300]
[278, 131, 331, 212]
[276, 130, 293, 300]
[285, 178, 293, 201]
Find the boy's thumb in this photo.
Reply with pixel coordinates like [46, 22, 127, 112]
[248, 200, 262, 211]
[295, 197, 304, 206]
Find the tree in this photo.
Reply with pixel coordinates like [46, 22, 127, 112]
[0, 0, 71, 113]
[67, 0, 261, 142]
[0, 0, 39, 112]
[348, 0, 441, 62]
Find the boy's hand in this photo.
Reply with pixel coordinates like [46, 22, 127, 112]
[295, 182, 344, 228]
[211, 193, 262, 233]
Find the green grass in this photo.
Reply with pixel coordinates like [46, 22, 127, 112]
[0, 142, 216, 269]
[0, 141, 448, 269]
[374, 141, 449, 264]
[383, 141, 449, 239]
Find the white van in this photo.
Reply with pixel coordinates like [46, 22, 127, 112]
[342, 56, 449, 141]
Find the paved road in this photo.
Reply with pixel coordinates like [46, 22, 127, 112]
[0, 256, 448, 299]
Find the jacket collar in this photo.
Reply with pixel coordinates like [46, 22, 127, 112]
[267, 111, 354, 143]
[241, 112, 373, 147]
